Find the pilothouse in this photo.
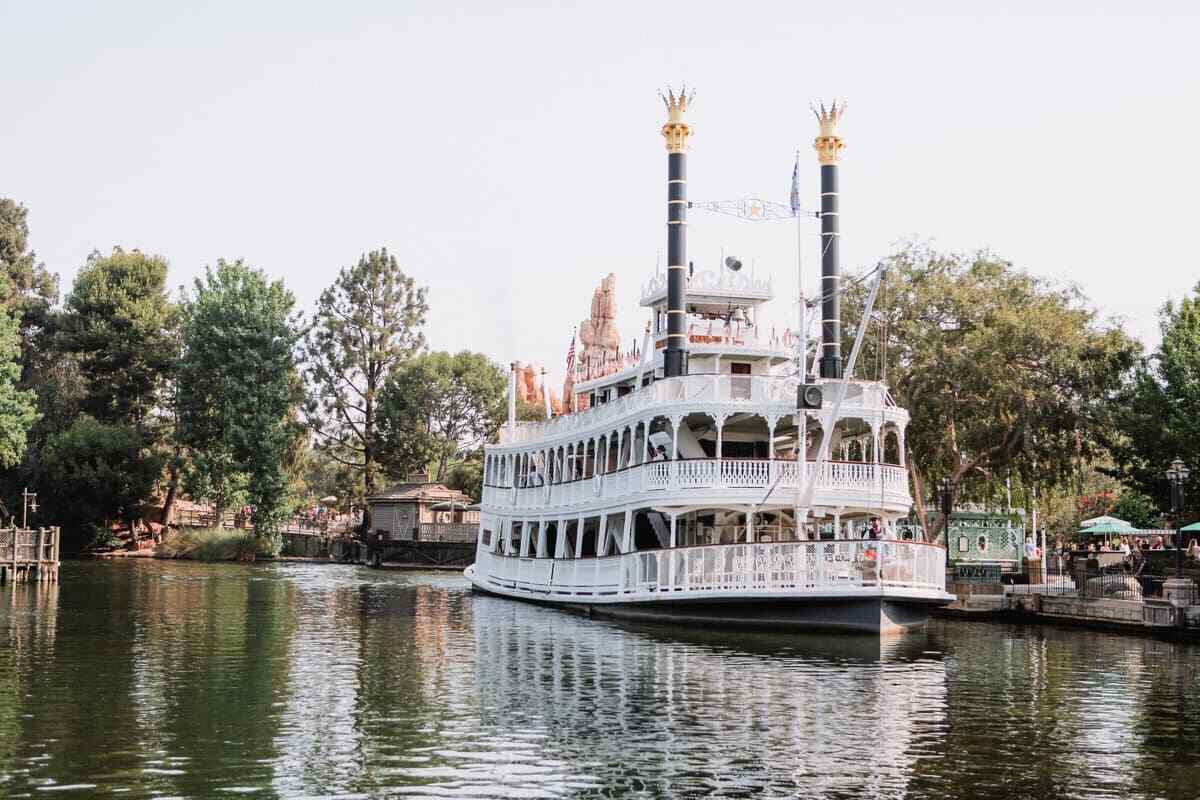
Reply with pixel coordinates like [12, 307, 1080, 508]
[465, 90, 954, 634]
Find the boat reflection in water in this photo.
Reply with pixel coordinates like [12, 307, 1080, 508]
[464, 591, 948, 798]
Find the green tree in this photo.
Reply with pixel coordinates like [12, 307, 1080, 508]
[377, 351, 506, 483]
[38, 416, 163, 550]
[302, 249, 427, 523]
[177, 260, 304, 545]
[60, 247, 177, 429]
[444, 450, 484, 502]
[1104, 283, 1200, 521]
[1110, 491, 1162, 530]
[0, 282, 39, 472]
[0, 198, 59, 380]
[844, 244, 1139, 541]
[56, 247, 178, 532]
[294, 443, 361, 513]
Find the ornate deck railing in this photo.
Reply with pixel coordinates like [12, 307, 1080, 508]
[483, 457, 910, 511]
[498, 374, 903, 446]
[478, 539, 946, 599]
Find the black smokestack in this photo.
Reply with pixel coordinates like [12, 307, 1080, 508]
[819, 163, 841, 378]
[661, 87, 694, 379]
[813, 101, 846, 380]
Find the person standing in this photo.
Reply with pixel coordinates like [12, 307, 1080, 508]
[864, 517, 882, 540]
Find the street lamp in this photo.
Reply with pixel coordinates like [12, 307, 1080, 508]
[21, 487, 37, 530]
[1167, 457, 1190, 578]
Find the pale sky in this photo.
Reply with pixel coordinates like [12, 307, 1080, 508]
[3, 1, 1197, 389]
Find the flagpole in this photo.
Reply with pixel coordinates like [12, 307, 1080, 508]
[794, 149, 809, 540]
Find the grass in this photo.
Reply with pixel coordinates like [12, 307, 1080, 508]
[155, 528, 278, 561]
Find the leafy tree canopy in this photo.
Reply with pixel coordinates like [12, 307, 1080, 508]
[1104, 282, 1200, 522]
[444, 450, 484, 502]
[60, 247, 177, 429]
[303, 248, 427, 514]
[38, 416, 163, 550]
[177, 260, 304, 543]
[0, 198, 59, 348]
[843, 244, 1140, 540]
[0, 283, 38, 471]
[377, 351, 506, 483]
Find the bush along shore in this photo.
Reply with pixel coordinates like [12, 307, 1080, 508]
[154, 528, 278, 562]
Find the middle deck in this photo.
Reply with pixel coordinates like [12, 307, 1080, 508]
[485, 373, 912, 518]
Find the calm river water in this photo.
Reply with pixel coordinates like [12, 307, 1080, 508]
[2, 560, 1200, 799]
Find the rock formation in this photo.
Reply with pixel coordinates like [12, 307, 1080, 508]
[562, 273, 622, 412]
[579, 273, 621, 360]
[514, 362, 562, 416]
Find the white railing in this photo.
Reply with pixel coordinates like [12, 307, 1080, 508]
[482, 458, 910, 510]
[498, 375, 904, 446]
[640, 269, 773, 305]
[481, 539, 946, 599]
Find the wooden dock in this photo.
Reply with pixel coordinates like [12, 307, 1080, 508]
[0, 527, 61, 583]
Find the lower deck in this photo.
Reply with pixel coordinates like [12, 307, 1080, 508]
[467, 537, 952, 634]
[469, 572, 941, 635]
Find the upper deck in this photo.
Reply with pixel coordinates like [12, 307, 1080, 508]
[497, 373, 907, 449]
[639, 269, 772, 308]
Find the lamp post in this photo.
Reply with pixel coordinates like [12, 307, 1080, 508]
[1167, 457, 1190, 578]
[938, 477, 954, 547]
[21, 487, 37, 530]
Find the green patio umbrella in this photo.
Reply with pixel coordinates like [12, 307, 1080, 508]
[1079, 520, 1137, 534]
[1181, 521, 1200, 532]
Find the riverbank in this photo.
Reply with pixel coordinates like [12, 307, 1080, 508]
[86, 540, 463, 570]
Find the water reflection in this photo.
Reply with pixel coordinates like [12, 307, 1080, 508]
[1, 562, 1200, 798]
[464, 598, 949, 798]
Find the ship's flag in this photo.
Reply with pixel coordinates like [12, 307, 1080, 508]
[789, 155, 800, 216]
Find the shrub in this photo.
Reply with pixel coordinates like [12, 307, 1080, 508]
[155, 528, 278, 561]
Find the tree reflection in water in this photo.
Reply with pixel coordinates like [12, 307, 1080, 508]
[2, 563, 1200, 799]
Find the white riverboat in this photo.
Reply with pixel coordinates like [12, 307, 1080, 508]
[465, 92, 954, 634]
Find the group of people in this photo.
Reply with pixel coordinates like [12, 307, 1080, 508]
[1075, 535, 1200, 557]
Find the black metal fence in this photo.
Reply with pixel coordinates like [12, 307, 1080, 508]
[1002, 552, 1200, 603]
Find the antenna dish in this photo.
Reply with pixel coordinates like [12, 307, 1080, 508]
[724, 256, 743, 272]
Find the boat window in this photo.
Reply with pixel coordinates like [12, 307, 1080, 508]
[605, 436, 619, 472]
[509, 522, 523, 556]
[541, 522, 558, 558]
[560, 519, 578, 558]
[520, 522, 535, 557]
[602, 511, 627, 555]
[632, 509, 667, 551]
[584, 441, 596, 478]
[579, 516, 600, 558]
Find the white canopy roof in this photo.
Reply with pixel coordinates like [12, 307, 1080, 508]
[1080, 515, 1130, 528]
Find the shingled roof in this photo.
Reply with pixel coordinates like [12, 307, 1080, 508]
[366, 479, 473, 505]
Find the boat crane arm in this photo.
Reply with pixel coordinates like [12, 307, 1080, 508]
[797, 266, 886, 512]
[750, 265, 885, 519]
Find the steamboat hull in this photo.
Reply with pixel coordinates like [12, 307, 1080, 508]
[466, 565, 950, 636]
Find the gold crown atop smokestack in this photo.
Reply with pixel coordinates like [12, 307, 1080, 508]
[660, 85, 695, 153]
[812, 100, 846, 165]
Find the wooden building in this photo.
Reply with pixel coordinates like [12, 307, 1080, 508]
[367, 477, 479, 543]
